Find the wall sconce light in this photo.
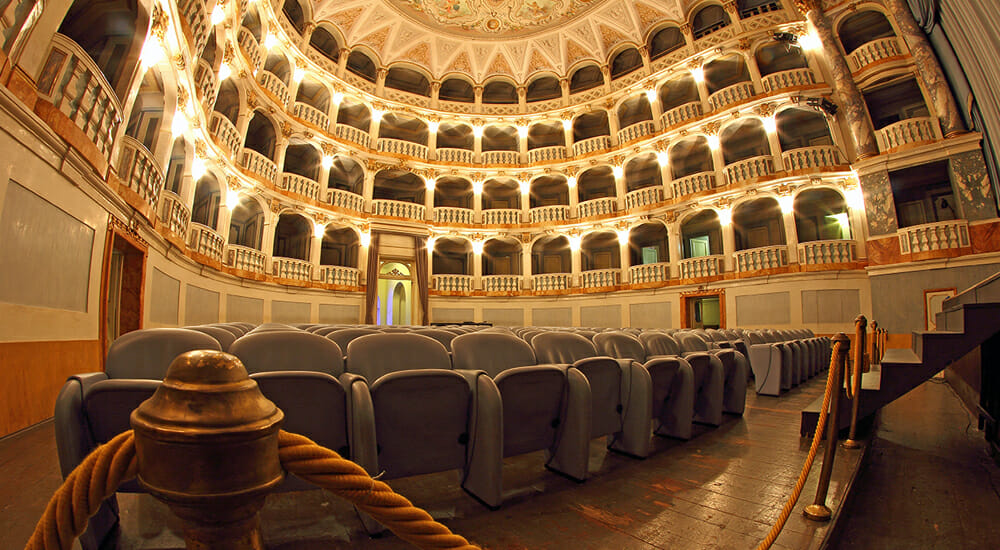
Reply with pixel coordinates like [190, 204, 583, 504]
[210, 5, 226, 25]
[763, 115, 777, 133]
[717, 207, 733, 226]
[645, 89, 658, 103]
[293, 66, 305, 83]
[472, 180, 484, 194]
[691, 66, 705, 83]
[778, 194, 794, 213]
[218, 62, 232, 81]
[191, 155, 207, 180]
[846, 186, 865, 209]
[424, 177, 436, 190]
[428, 120, 439, 132]
[617, 229, 630, 245]
[473, 124, 483, 138]
[612, 165, 624, 179]
[568, 234, 582, 251]
[140, 39, 166, 69]
[171, 113, 189, 137]
[472, 240, 484, 254]
[707, 135, 721, 150]
[519, 179, 530, 194]
[566, 175, 577, 188]
[657, 151, 670, 167]
[263, 33, 278, 50]
[798, 32, 821, 51]
[332, 91, 344, 105]
[313, 222, 325, 238]
[226, 189, 241, 211]
[359, 231, 371, 247]
[518, 125, 529, 138]
[371, 108, 384, 120]
[321, 155, 334, 169]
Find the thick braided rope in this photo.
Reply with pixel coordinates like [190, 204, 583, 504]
[277, 430, 480, 549]
[755, 340, 844, 550]
[24, 430, 137, 550]
[845, 319, 865, 401]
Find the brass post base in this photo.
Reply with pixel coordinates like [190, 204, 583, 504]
[803, 504, 832, 521]
[843, 439, 862, 449]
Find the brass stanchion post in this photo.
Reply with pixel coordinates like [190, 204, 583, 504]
[844, 316, 866, 449]
[804, 332, 850, 521]
[132, 350, 284, 549]
[870, 321, 879, 367]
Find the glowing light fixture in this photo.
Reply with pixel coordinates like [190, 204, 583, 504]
[359, 231, 371, 247]
[561, 119, 572, 131]
[830, 212, 850, 227]
[717, 207, 733, 226]
[472, 180, 484, 194]
[473, 124, 483, 138]
[428, 120, 439, 132]
[226, 189, 241, 211]
[707, 135, 721, 150]
[799, 32, 821, 51]
[263, 33, 278, 50]
[518, 125, 529, 138]
[657, 151, 670, 167]
[763, 116, 777, 133]
[171, 113, 189, 137]
[519, 179, 530, 194]
[313, 222, 325, 238]
[778, 194, 794, 213]
[617, 229, 630, 245]
[691, 66, 705, 83]
[332, 91, 344, 105]
[472, 240, 484, 254]
[218, 62, 232, 81]
[612, 165, 624, 179]
[321, 155, 334, 169]
[846, 186, 865, 209]
[427, 235, 437, 249]
[424, 177, 436, 190]
[568, 234, 582, 251]
[210, 4, 226, 25]
[191, 155, 207, 180]
[566, 175, 577, 188]
[293, 66, 305, 82]
[645, 89, 657, 103]
[371, 107, 384, 120]
[140, 39, 165, 69]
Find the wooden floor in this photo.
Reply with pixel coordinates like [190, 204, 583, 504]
[1, 374, 870, 550]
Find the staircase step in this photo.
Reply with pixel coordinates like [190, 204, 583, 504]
[942, 270, 1000, 310]
[800, 370, 881, 437]
[882, 348, 920, 366]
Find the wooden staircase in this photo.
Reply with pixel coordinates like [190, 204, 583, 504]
[801, 272, 1000, 436]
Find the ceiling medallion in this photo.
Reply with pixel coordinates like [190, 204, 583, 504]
[387, 0, 610, 38]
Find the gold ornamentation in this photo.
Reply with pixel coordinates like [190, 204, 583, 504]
[359, 26, 391, 53]
[755, 103, 776, 118]
[488, 53, 513, 76]
[281, 122, 293, 138]
[598, 24, 629, 52]
[447, 51, 473, 74]
[703, 121, 721, 135]
[528, 49, 552, 73]
[269, 198, 283, 213]
[635, 3, 669, 30]
[565, 40, 591, 66]
[402, 42, 431, 66]
[330, 7, 364, 31]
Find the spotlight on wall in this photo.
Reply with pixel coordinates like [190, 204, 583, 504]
[707, 135, 721, 150]
[806, 97, 838, 116]
[772, 31, 798, 45]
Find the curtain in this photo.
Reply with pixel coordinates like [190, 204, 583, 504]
[414, 236, 429, 325]
[364, 233, 379, 324]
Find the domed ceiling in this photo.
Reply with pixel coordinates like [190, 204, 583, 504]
[310, 0, 692, 81]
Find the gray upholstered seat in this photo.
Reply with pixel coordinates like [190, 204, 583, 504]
[744, 330, 790, 395]
[639, 332, 724, 426]
[229, 331, 344, 374]
[326, 328, 379, 358]
[675, 331, 748, 415]
[188, 325, 236, 351]
[412, 328, 458, 351]
[105, 328, 223, 379]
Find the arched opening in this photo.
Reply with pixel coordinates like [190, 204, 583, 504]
[213, 79, 240, 124]
[532, 235, 570, 274]
[528, 121, 564, 150]
[610, 47, 643, 79]
[670, 137, 714, 179]
[581, 231, 620, 270]
[681, 210, 723, 258]
[530, 175, 569, 207]
[378, 261, 412, 326]
[295, 78, 330, 113]
[321, 227, 359, 267]
[346, 50, 377, 82]
[326, 155, 363, 194]
[483, 125, 518, 152]
[244, 111, 277, 159]
[58, 0, 147, 97]
[733, 197, 785, 250]
[776, 108, 834, 150]
[373, 169, 424, 204]
[191, 174, 221, 230]
[629, 222, 669, 265]
[433, 237, 472, 275]
[483, 178, 521, 210]
[704, 54, 750, 95]
[720, 119, 769, 165]
[385, 66, 431, 97]
[573, 111, 611, 142]
[569, 64, 603, 94]
[439, 77, 474, 102]
[691, 4, 731, 40]
[838, 10, 895, 55]
[649, 26, 685, 60]
[577, 166, 616, 202]
[483, 79, 517, 104]
[124, 69, 165, 154]
[618, 96, 654, 129]
[282, 0, 306, 34]
[273, 213, 312, 260]
[526, 75, 561, 102]
[391, 283, 407, 325]
[659, 75, 700, 112]
[283, 143, 321, 181]
[308, 26, 340, 64]
[434, 177, 473, 209]
[437, 123, 474, 150]
[378, 113, 428, 145]
[336, 100, 371, 131]
[164, 138, 188, 194]
[862, 76, 930, 131]
[625, 153, 662, 192]
[755, 42, 809, 76]
[483, 238, 522, 275]
[737, 0, 781, 19]
[263, 52, 291, 86]
[228, 196, 265, 249]
[240, 7, 263, 41]
[794, 188, 851, 242]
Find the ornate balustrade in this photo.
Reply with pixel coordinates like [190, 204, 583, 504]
[327, 188, 365, 212]
[625, 186, 662, 210]
[672, 171, 717, 197]
[577, 197, 617, 218]
[572, 135, 612, 156]
[581, 268, 620, 288]
[708, 81, 756, 111]
[257, 70, 289, 106]
[617, 120, 655, 143]
[318, 265, 359, 286]
[241, 148, 277, 183]
[342, 71, 376, 94]
[305, 45, 338, 74]
[734, 245, 788, 272]
[726, 155, 774, 184]
[433, 274, 474, 292]
[237, 26, 262, 71]
[877, 117, 937, 151]
[226, 244, 267, 273]
[483, 274, 520, 292]
[37, 34, 123, 160]
[372, 199, 425, 219]
[898, 220, 970, 254]
[279, 172, 320, 200]
[531, 273, 571, 291]
[482, 150, 519, 164]
[678, 255, 724, 279]
[209, 112, 241, 155]
[383, 87, 432, 109]
[849, 36, 903, 72]
[482, 208, 521, 225]
[629, 262, 671, 284]
[662, 101, 703, 127]
[273, 256, 312, 281]
[335, 124, 371, 148]
[194, 59, 218, 110]
[529, 205, 569, 223]
[117, 136, 164, 211]
[798, 239, 856, 265]
[188, 223, 225, 262]
[782, 146, 842, 171]
[527, 145, 567, 163]
[158, 191, 190, 237]
[761, 68, 816, 93]
[434, 206, 474, 224]
[377, 137, 428, 159]
[436, 147, 474, 163]
[292, 102, 329, 131]
[176, 0, 210, 56]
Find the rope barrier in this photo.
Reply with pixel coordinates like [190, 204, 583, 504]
[755, 339, 845, 550]
[24, 430, 479, 550]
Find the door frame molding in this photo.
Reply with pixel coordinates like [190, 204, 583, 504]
[681, 289, 726, 329]
[99, 216, 148, 365]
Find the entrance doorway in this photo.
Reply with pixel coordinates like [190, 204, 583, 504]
[100, 221, 146, 358]
[683, 292, 724, 329]
[378, 260, 413, 325]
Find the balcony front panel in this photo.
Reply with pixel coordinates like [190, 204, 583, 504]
[241, 148, 278, 184]
[273, 257, 313, 281]
[482, 208, 521, 225]
[336, 124, 372, 148]
[650, 47, 691, 72]
[117, 136, 164, 210]
[237, 27, 263, 72]
[708, 81, 756, 111]
[292, 102, 329, 131]
[188, 223, 225, 263]
[761, 68, 817, 93]
[629, 262, 670, 284]
[898, 220, 970, 254]
[436, 147, 474, 164]
[527, 145, 567, 163]
[726, 156, 775, 185]
[434, 206, 474, 225]
[158, 191, 190, 237]
[529, 205, 570, 223]
[279, 172, 320, 200]
[437, 99, 476, 114]
[482, 150, 519, 165]
[176, 0, 210, 56]
[572, 135, 612, 157]
[625, 186, 663, 210]
[194, 59, 218, 109]
[849, 36, 903, 72]
[342, 71, 376, 94]
[209, 113, 241, 156]
[319, 265, 360, 286]
[531, 273, 571, 291]
[433, 274, 474, 292]
[581, 268, 620, 288]
[305, 46, 338, 74]
[678, 255, 724, 279]
[617, 120, 656, 143]
[377, 137, 428, 159]
[372, 199, 425, 220]
[611, 69, 647, 92]
[569, 86, 606, 105]
[672, 171, 717, 197]
[661, 101, 703, 127]
[526, 97, 564, 113]
[327, 188, 365, 212]
[577, 196, 617, 218]
[257, 70, 289, 106]
[782, 145, 842, 172]
[798, 239, 856, 265]
[483, 274, 521, 292]
[877, 117, 937, 152]
[383, 87, 432, 109]
[734, 245, 788, 272]
[226, 244, 267, 273]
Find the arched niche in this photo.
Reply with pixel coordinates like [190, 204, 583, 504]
[483, 79, 517, 104]
[755, 42, 809, 76]
[263, 52, 291, 85]
[58, 0, 148, 98]
[526, 75, 561, 102]
[124, 69, 165, 153]
[527, 121, 564, 149]
[581, 231, 620, 270]
[618, 96, 653, 129]
[531, 235, 570, 274]
[309, 26, 340, 64]
[625, 153, 662, 192]
[733, 197, 785, 250]
[164, 138, 188, 194]
[610, 47, 643, 79]
[691, 4, 731, 40]
[670, 136, 714, 178]
[326, 155, 363, 194]
[244, 111, 277, 159]
[321, 227, 359, 267]
[573, 111, 610, 142]
[191, 174, 221, 230]
[378, 113, 428, 145]
[649, 26, 685, 60]
[434, 177, 473, 209]
[432, 237, 472, 275]
[529, 175, 569, 207]
[838, 10, 895, 55]
[273, 213, 312, 260]
[373, 170, 424, 204]
[629, 222, 668, 265]
[577, 166, 616, 202]
[704, 54, 750, 95]
[681, 210, 723, 258]
[483, 238, 522, 275]
[282, 0, 307, 34]
[437, 122, 474, 150]
[720, 118, 769, 165]
[794, 188, 851, 242]
[659, 75, 699, 111]
[483, 178, 521, 210]
[295, 77, 330, 112]
[336, 100, 371, 131]
[569, 64, 602, 94]
[483, 125, 518, 151]
[776, 108, 834, 150]
[228, 196, 265, 249]
[346, 50, 377, 82]
[283, 143, 321, 180]
[439, 77, 474, 102]
[385, 66, 431, 97]
[213, 79, 240, 124]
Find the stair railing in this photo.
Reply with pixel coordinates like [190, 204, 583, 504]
[844, 315, 866, 449]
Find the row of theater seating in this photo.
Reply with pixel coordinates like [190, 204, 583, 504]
[55, 322, 829, 548]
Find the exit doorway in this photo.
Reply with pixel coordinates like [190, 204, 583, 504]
[683, 292, 724, 329]
[100, 221, 146, 359]
[377, 260, 413, 325]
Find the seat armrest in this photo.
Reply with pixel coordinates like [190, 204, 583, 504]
[55, 373, 109, 478]
[338, 372, 376, 474]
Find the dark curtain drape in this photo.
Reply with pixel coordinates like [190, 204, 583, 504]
[414, 236, 429, 325]
[364, 233, 379, 324]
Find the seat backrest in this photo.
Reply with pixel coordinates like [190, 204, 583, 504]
[593, 332, 647, 363]
[574, 330, 598, 341]
[638, 332, 682, 356]
[326, 328, 379, 354]
[347, 333, 451, 380]
[676, 332, 711, 353]
[251, 371, 349, 457]
[532, 332, 598, 363]
[452, 332, 537, 377]
[247, 323, 296, 334]
[187, 326, 237, 351]
[105, 328, 222, 379]
[229, 331, 344, 374]
[412, 328, 458, 351]
[209, 324, 245, 338]
[379, 327, 411, 333]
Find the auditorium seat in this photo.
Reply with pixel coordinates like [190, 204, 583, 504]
[744, 330, 790, 395]
[675, 331, 749, 415]
[229, 331, 344, 375]
[105, 328, 223, 379]
[326, 328, 379, 358]
[208, 323, 246, 338]
[187, 325, 236, 351]
[639, 332, 724, 426]
[412, 328, 458, 351]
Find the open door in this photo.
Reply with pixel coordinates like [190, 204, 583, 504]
[682, 291, 724, 329]
[100, 219, 146, 362]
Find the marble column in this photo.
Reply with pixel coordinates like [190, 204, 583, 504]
[780, 209, 800, 264]
[570, 244, 582, 286]
[667, 220, 682, 278]
[795, 0, 879, 159]
[521, 242, 533, 289]
[883, 0, 966, 137]
[619, 238, 632, 284]
[721, 221, 736, 272]
[473, 249, 483, 290]
[424, 183, 435, 222]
